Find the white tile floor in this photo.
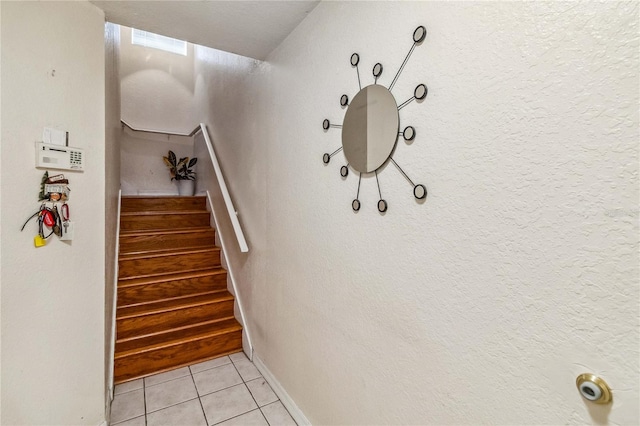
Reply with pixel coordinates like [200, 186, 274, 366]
[111, 353, 297, 426]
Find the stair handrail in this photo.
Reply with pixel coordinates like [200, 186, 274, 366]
[199, 123, 249, 253]
[121, 119, 201, 137]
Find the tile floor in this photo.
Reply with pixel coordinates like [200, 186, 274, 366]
[111, 352, 297, 426]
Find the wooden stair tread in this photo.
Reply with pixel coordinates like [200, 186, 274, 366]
[115, 195, 242, 382]
[120, 244, 217, 257]
[116, 317, 235, 346]
[120, 196, 207, 213]
[118, 268, 227, 287]
[119, 246, 220, 261]
[118, 288, 228, 309]
[117, 291, 234, 318]
[115, 318, 241, 358]
[120, 227, 214, 236]
[121, 210, 208, 216]
[121, 196, 206, 199]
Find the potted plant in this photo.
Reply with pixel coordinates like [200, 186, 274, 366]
[163, 150, 198, 196]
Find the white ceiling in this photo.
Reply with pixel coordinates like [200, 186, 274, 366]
[90, 1, 320, 60]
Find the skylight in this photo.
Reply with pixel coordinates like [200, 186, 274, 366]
[131, 29, 187, 56]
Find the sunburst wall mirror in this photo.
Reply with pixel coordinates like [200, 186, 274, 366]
[323, 25, 428, 213]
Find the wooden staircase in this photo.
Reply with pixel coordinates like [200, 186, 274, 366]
[114, 196, 243, 384]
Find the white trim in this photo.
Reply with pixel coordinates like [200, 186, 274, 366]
[107, 189, 121, 412]
[253, 356, 311, 426]
[205, 191, 253, 357]
[200, 124, 249, 253]
[97, 421, 108, 426]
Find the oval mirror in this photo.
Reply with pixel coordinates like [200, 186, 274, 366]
[403, 126, 416, 141]
[413, 26, 427, 43]
[413, 184, 427, 199]
[414, 84, 427, 100]
[342, 84, 399, 173]
[373, 63, 383, 78]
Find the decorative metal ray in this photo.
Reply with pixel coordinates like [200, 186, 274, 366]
[322, 25, 429, 213]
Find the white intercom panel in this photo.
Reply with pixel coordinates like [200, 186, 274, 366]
[35, 142, 84, 172]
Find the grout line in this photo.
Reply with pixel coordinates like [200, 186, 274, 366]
[189, 357, 232, 375]
[259, 409, 272, 426]
[189, 366, 209, 425]
[211, 409, 267, 426]
[228, 360, 269, 424]
[195, 381, 246, 399]
[145, 396, 201, 415]
[142, 378, 148, 425]
[260, 401, 298, 426]
[144, 371, 192, 389]
[229, 359, 244, 382]
[112, 383, 144, 397]
[112, 415, 146, 426]
[259, 406, 272, 426]
[191, 363, 245, 398]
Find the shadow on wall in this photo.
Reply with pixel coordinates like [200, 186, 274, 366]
[120, 25, 196, 133]
[120, 26, 195, 91]
[121, 131, 196, 196]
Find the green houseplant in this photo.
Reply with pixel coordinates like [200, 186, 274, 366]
[163, 150, 198, 195]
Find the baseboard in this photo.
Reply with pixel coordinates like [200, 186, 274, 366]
[137, 190, 178, 196]
[253, 356, 311, 426]
[106, 189, 121, 421]
[205, 191, 253, 356]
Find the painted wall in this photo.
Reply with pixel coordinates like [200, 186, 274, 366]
[192, 46, 267, 359]
[119, 25, 199, 195]
[197, 1, 639, 424]
[120, 129, 195, 195]
[120, 26, 196, 134]
[113, 2, 638, 423]
[0, 2, 107, 424]
[104, 21, 121, 414]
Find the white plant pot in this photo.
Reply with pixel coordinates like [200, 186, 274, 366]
[177, 179, 195, 196]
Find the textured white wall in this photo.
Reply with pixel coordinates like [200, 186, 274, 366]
[112, 2, 638, 424]
[0, 2, 107, 424]
[120, 130, 195, 195]
[119, 25, 199, 195]
[120, 26, 196, 134]
[104, 21, 121, 412]
[192, 45, 268, 357]
[250, 2, 637, 424]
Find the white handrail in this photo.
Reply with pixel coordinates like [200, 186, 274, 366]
[121, 120, 200, 137]
[199, 123, 249, 253]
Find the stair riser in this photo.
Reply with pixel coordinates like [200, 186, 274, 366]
[117, 301, 235, 341]
[114, 330, 242, 383]
[121, 197, 207, 212]
[120, 213, 211, 232]
[118, 274, 227, 306]
[119, 230, 216, 254]
[119, 250, 221, 278]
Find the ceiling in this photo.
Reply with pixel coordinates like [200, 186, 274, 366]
[90, 1, 320, 60]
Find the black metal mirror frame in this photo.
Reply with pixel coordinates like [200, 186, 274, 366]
[323, 25, 429, 213]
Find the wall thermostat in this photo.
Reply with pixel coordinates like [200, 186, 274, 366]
[35, 142, 84, 172]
